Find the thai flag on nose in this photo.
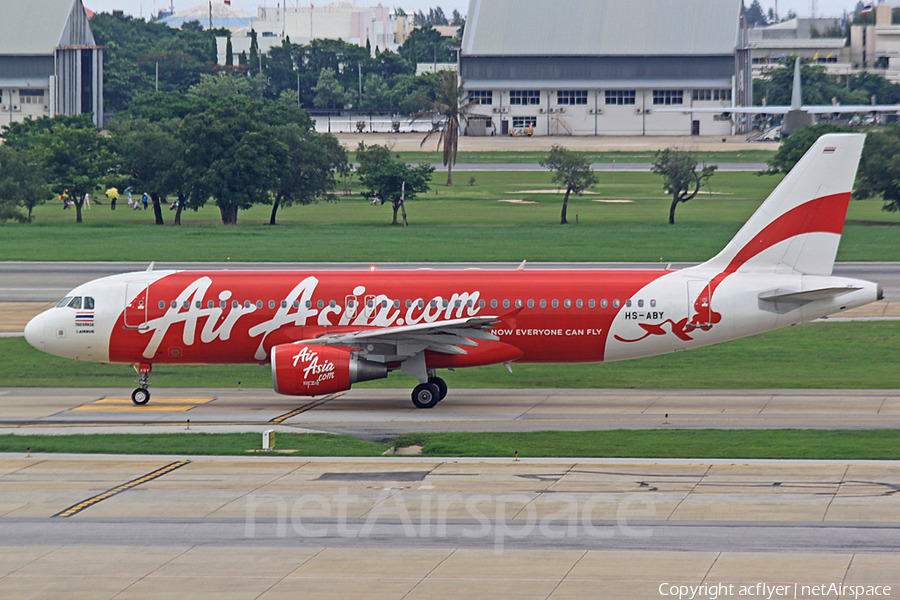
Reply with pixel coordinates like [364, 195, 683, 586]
[75, 312, 94, 321]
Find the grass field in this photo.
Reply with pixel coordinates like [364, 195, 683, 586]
[392, 149, 777, 164]
[2, 321, 897, 390]
[1, 430, 897, 459]
[2, 169, 900, 262]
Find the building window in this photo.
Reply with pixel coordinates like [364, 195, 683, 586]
[653, 90, 683, 105]
[19, 89, 44, 104]
[605, 90, 636, 105]
[557, 90, 587, 105]
[512, 116, 536, 128]
[469, 90, 492, 105]
[693, 89, 731, 102]
[510, 90, 540, 105]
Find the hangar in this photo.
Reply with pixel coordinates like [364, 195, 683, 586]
[459, 0, 745, 136]
[0, 0, 103, 128]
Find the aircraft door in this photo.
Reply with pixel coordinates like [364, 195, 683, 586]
[124, 282, 150, 329]
[687, 279, 712, 328]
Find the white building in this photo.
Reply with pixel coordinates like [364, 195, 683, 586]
[0, 0, 103, 128]
[218, 1, 400, 64]
[459, 0, 743, 137]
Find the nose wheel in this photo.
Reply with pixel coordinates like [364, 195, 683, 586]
[131, 387, 150, 405]
[131, 364, 152, 406]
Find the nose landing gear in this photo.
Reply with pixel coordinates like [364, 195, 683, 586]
[131, 363, 152, 405]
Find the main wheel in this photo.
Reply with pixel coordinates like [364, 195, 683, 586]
[428, 376, 448, 400]
[131, 388, 150, 406]
[411, 383, 441, 409]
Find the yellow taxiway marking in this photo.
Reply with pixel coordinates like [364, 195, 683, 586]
[53, 460, 191, 518]
[269, 393, 342, 424]
[71, 398, 214, 412]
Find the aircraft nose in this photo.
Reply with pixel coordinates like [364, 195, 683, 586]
[24, 314, 46, 351]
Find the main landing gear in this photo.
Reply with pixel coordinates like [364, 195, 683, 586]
[131, 363, 152, 406]
[411, 373, 448, 409]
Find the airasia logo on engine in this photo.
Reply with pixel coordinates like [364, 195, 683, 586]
[292, 346, 335, 386]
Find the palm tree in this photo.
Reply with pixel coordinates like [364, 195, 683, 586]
[411, 71, 477, 186]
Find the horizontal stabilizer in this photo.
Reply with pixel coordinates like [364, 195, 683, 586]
[759, 286, 861, 304]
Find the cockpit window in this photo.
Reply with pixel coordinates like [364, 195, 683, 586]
[56, 297, 74, 308]
[84, 297, 95, 310]
[67, 297, 82, 309]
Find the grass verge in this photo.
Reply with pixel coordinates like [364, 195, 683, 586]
[1, 430, 897, 459]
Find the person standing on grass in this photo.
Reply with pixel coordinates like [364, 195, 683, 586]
[83, 192, 91, 210]
[105, 187, 119, 210]
[142, 192, 148, 210]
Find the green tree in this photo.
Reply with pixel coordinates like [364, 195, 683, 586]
[225, 34, 234, 66]
[540, 145, 599, 225]
[179, 97, 287, 224]
[249, 30, 260, 74]
[109, 117, 186, 225]
[746, 0, 768, 26]
[411, 71, 475, 186]
[313, 68, 350, 109]
[651, 149, 717, 225]
[855, 125, 900, 213]
[763, 123, 852, 174]
[753, 60, 867, 106]
[269, 123, 349, 225]
[0, 145, 49, 222]
[356, 143, 434, 226]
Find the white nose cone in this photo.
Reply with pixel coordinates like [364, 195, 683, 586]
[24, 314, 46, 352]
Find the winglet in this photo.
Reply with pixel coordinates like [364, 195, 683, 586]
[791, 57, 802, 110]
[517, 260, 527, 271]
[146, 262, 155, 273]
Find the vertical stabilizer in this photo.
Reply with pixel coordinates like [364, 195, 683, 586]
[698, 133, 865, 277]
[791, 57, 802, 109]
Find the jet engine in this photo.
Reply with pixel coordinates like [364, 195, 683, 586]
[271, 344, 388, 396]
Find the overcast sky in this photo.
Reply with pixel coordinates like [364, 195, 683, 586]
[83, 0, 874, 22]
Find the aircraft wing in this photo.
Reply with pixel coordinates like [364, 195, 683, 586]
[297, 316, 501, 358]
[803, 105, 900, 114]
[653, 106, 791, 114]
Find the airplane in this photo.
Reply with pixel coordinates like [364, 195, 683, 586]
[656, 58, 900, 136]
[24, 133, 880, 409]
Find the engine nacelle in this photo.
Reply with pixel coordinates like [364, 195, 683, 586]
[271, 344, 388, 396]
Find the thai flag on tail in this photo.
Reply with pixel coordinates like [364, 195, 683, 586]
[823, 147, 837, 154]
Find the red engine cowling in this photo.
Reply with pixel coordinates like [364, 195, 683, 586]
[271, 344, 388, 396]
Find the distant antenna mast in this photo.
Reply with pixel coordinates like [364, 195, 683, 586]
[810, 0, 817, 18]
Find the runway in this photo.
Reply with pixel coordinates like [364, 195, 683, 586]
[1, 387, 900, 436]
[0, 454, 897, 598]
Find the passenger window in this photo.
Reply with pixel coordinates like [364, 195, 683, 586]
[589, 299, 596, 308]
[195, 301, 202, 309]
[406, 300, 412, 308]
[418, 300, 424, 309]
[540, 299, 547, 308]
[171, 300, 177, 309]
[244, 301, 251, 309]
[515, 299, 522, 308]
[491, 299, 498, 309]
[650, 299, 657, 308]
[625, 299, 632, 308]
[564, 299, 571, 308]
[552, 299, 559, 308]
[305, 301, 312, 309]
[293, 301, 300, 309]
[454, 300, 461, 308]
[256, 301, 263, 309]
[57, 297, 74, 308]
[368, 300, 374, 308]
[638, 299, 644, 308]
[431, 300, 437, 308]
[527, 299, 534, 308]
[84, 297, 95, 310]
[158, 301, 166, 309]
[613, 299, 620, 308]
[281, 300, 287, 309]
[479, 300, 485, 308]
[329, 300, 336, 308]
[232, 300, 238, 309]
[318, 300, 324, 309]
[268, 300, 275, 309]
[576, 299, 583, 308]
[208, 300, 215, 308]
[394, 300, 401, 308]
[182, 301, 190, 309]
[601, 299, 608, 308]
[503, 299, 510, 309]
[67, 297, 82, 309]
[443, 299, 450, 308]
[220, 300, 226, 309]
